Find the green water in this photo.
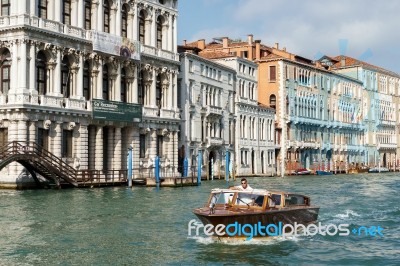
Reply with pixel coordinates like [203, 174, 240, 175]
[0, 174, 399, 265]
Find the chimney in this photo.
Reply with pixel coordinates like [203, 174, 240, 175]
[255, 40, 261, 60]
[282, 47, 286, 52]
[248, 34, 253, 45]
[274, 42, 279, 50]
[222, 37, 229, 48]
[341, 56, 346, 67]
[198, 39, 205, 50]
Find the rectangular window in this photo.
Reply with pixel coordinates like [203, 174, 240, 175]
[62, 0, 71, 25]
[269, 66, 276, 82]
[1, 0, 10, 16]
[189, 60, 193, 73]
[156, 135, 163, 157]
[140, 134, 146, 158]
[62, 130, 73, 158]
[84, 0, 91, 30]
[38, 0, 47, 19]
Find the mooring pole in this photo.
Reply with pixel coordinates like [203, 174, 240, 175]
[128, 147, 133, 187]
[197, 151, 202, 185]
[225, 151, 230, 182]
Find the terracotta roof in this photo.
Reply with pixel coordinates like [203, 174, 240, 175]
[260, 53, 283, 60]
[199, 51, 233, 59]
[184, 41, 200, 48]
[332, 55, 399, 77]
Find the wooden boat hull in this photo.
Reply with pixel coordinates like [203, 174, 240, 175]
[193, 206, 319, 237]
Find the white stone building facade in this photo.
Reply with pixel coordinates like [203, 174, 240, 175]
[178, 51, 235, 178]
[211, 56, 276, 176]
[0, 0, 180, 187]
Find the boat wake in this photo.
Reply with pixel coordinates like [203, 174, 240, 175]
[187, 235, 302, 245]
[333, 209, 360, 219]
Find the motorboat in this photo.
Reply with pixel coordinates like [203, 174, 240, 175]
[294, 168, 311, 175]
[368, 167, 389, 173]
[316, 170, 332, 175]
[192, 188, 319, 239]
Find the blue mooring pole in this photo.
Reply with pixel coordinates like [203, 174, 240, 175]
[225, 151, 230, 182]
[128, 147, 133, 187]
[155, 156, 160, 186]
[197, 151, 202, 185]
[183, 157, 188, 177]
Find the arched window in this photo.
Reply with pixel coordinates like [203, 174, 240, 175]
[121, 4, 128, 37]
[102, 64, 109, 100]
[0, 49, 11, 96]
[61, 56, 71, 98]
[156, 16, 163, 49]
[62, 0, 71, 25]
[36, 51, 47, 95]
[84, 0, 91, 30]
[156, 74, 162, 109]
[103, 0, 110, 33]
[121, 67, 127, 102]
[83, 60, 91, 100]
[139, 10, 145, 44]
[269, 94, 276, 108]
[138, 70, 144, 104]
[1, 0, 10, 16]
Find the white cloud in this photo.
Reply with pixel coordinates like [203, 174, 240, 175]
[181, 0, 400, 72]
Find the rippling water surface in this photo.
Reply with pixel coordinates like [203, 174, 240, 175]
[0, 174, 399, 265]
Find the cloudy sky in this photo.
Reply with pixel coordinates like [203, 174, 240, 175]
[178, 0, 400, 73]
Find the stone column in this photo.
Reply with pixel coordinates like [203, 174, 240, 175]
[76, 54, 84, 98]
[88, 126, 96, 169]
[79, 124, 89, 169]
[53, 122, 62, 158]
[110, 5, 116, 34]
[132, 4, 138, 40]
[114, 65, 121, 101]
[97, 0, 103, 32]
[168, 72, 173, 109]
[132, 70, 138, 103]
[54, 0, 61, 23]
[29, 121, 37, 143]
[77, 0, 84, 28]
[173, 131, 178, 174]
[151, 11, 156, 47]
[107, 127, 114, 170]
[132, 127, 140, 178]
[29, 42, 36, 92]
[114, 127, 122, 171]
[48, 0, 54, 20]
[151, 68, 157, 107]
[95, 126, 103, 170]
[145, 18, 152, 45]
[173, 15, 177, 53]
[115, 3, 121, 36]
[19, 40, 28, 94]
[168, 14, 173, 51]
[173, 72, 177, 109]
[149, 129, 157, 160]
[97, 61, 103, 99]
[54, 49, 62, 96]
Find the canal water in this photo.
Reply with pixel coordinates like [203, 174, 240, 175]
[0, 173, 399, 265]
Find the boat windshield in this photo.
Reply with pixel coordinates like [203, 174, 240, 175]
[236, 192, 265, 207]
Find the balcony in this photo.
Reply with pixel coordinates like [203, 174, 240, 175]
[0, 14, 179, 62]
[206, 106, 223, 117]
[206, 137, 223, 147]
[143, 106, 159, 117]
[141, 45, 179, 62]
[377, 143, 397, 150]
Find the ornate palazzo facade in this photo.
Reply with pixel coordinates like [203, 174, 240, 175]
[0, 0, 180, 187]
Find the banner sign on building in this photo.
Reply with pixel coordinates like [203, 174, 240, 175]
[92, 99, 142, 122]
[92, 30, 140, 61]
